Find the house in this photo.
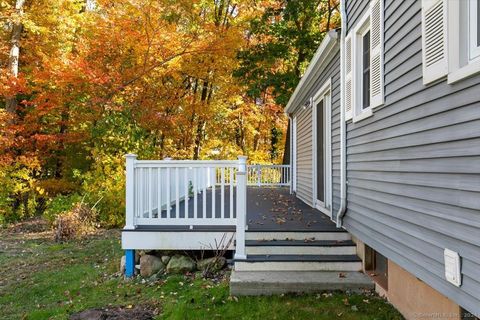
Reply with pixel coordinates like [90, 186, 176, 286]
[122, 0, 480, 318]
[285, 0, 480, 318]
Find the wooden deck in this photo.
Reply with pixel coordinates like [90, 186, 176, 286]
[246, 187, 336, 231]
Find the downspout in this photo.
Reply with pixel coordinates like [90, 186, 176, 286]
[336, 0, 348, 228]
[289, 114, 293, 194]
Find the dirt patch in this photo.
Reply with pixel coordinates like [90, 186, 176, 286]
[70, 305, 158, 320]
[5, 217, 50, 234]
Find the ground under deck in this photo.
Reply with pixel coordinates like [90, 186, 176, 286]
[137, 187, 337, 232]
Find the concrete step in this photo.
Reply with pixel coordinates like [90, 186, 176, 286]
[234, 254, 362, 272]
[230, 270, 374, 296]
[246, 230, 351, 241]
[245, 240, 357, 255]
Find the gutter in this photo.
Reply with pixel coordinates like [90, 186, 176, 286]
[336, 0, 347, 228]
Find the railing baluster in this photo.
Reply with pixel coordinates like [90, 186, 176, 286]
[221, 167, 225, 219]
[184, 168, 188, 219]
[203, 167, 207, 218]
[257, 165, 261, 186]
[175, 167, 180, 219]
[157, 168, 161, 218]
[212, 168, 216, 219]
[229, 168, 234, 218]
[166, 166, 171, 218]
[135, 168, 139, 218]
[193, 167, 198, 219]
[139, 168, 144, 218]
[149, 167, 153, 218]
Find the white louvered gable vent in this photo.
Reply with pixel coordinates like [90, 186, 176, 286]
[344, 33, 353, 120]
[422, 0, 448, 84]
[370, 0, 384, 108]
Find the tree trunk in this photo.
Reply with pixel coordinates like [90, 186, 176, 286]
[5, 0, 26, 115]
[192, 81, 210, 159]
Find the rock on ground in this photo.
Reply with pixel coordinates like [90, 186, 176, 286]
[140, 254, 164, 277]
[166, 255, 196, 274]
[197, 256, 226, 272]
[161, 255, 171, 265]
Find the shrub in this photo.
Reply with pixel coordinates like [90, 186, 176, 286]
[53, 201, 98, 242]
[81, 153, 126, 228]
[43, 193, 82, 223]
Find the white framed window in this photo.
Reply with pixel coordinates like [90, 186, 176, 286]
[361, 28, 371, 111]
[468, 0, 480, 61]
[344, 0, 384, 122]
[422, 0, 480, 84]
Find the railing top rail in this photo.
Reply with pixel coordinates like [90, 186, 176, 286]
[134, 160, 239, 168]
[248, 164, 291, 167]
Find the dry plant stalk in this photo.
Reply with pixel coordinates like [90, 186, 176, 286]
[198, 233, 235, 278]
[54, 198, 101, 242]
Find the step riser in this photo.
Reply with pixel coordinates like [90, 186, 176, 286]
[246, 232, 351, 241]
[245, 246, 357, 255]
[230, 271, 374, 296]
[230, 284, 371, 296]
[234, 261, 362, 272]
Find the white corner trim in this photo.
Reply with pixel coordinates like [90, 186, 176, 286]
[352, 108, 373, 123]
[285, 30, 339, 114]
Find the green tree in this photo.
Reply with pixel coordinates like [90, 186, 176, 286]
[234, 0, 340, 163]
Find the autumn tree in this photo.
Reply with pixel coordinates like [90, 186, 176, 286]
[0, 0, 283, 225]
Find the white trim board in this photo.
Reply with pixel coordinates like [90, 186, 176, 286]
[312, 79, 333, 219]
[122, 231, 236, 250]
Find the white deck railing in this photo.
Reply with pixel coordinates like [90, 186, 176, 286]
[124, 155, 290, 259]
[247, 164, 291, 186]
[125, 156, 248, 228]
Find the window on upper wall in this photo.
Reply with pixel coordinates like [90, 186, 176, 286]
[344, 0, 383, 122]
[362, 30, 371, 110]
[468, 0, 480, 61]
[422, 0, 480, 84]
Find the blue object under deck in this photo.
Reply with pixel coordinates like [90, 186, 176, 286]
[125, 249, 135, 277]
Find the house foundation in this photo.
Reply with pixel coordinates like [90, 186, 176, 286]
[353, 237, 462, 320]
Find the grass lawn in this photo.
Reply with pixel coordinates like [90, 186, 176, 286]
[0, 220, 403, 319]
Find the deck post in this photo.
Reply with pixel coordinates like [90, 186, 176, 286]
[235, 156, 248, 260]
[125, 249, 135, 278]
[125, 154, 137, 230]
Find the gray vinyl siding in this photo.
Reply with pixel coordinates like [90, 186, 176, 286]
[343, 0, 480, 314]
[295, 106, 313, 206]
[292, 45, 341, 215]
